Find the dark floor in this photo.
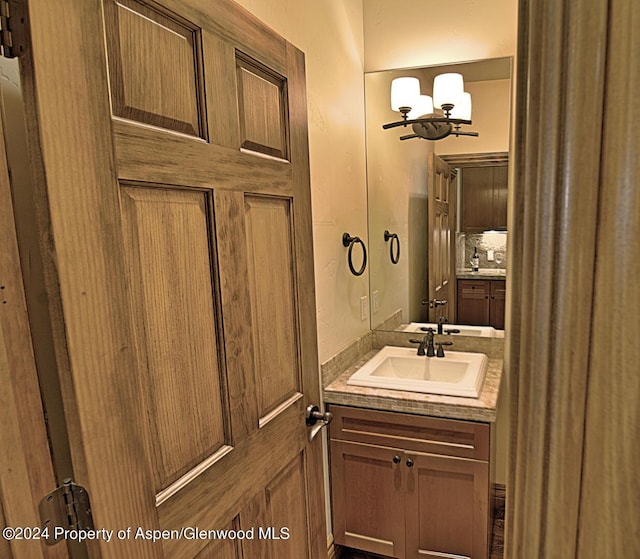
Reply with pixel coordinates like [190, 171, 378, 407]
[340, 485, 506, 559]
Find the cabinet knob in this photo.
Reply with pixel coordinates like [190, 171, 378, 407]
[393, 455, 401, 464]
[406, 458, 414, 468]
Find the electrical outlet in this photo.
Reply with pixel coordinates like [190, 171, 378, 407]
[487, 250, 494, 261]
[360, 296, 369, 321]
[372, 290, 379, 314]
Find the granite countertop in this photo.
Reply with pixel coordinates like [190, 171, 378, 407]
[457, 268, 507, 280]
[323, 349, 503, 423]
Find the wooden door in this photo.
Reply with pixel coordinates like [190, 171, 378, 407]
[405, 452, 489, 559]
[427, 153, 455, 323]
[18, 0, 326, 557]
[0, 59, 67, 559]
[330, 440, 405, 558]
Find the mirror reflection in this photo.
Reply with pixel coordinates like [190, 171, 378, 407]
[366, 57, 512, 338]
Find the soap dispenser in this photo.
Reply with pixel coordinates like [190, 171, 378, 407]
[471, 247, 479, 272]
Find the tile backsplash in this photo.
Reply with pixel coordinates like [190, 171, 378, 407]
[457, 232, 507, 270]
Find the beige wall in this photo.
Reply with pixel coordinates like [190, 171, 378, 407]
[436, 79, 512, 155]
[235, 0, 369, 365]
[363, 0, 518, 72]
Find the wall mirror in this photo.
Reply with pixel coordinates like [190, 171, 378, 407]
[366, 57, 512, 339]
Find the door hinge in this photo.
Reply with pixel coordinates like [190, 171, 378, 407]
[39, 479, 94, 546]
[0, 0, 27, 58]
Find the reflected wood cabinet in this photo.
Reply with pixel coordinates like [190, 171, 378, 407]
[329, 405, 494, 559]
[461, 166, 508, 233]
[457, 279, 506, 330]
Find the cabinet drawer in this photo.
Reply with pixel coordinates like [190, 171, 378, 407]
[328, 405, 489, 461]
[458, 279, 490, 294]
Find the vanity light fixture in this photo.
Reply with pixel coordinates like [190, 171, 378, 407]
[383, 73, 479, 141]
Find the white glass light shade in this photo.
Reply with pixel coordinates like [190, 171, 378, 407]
[450, 92, 472, 120]
[391, 77, 420, 111]
[433, 73, 464, 109]
[408, 95, 434, 119]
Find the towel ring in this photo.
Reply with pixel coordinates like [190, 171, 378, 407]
[342, 232, 367, 276]
[384, 230, 400, 264]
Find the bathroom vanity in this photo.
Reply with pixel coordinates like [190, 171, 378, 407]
[323, 346, 502, 559]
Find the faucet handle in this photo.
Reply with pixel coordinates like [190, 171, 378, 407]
[436, 341, 454, 358]
[409, 338, 426, 356]
[444, 328, 460, 335]
[419, 326, 436, 333]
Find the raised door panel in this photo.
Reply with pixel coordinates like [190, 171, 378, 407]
[237, 54, 289, 159]
[120, 185, 229, 491]
[241, 453, 309, 559]
[330, 440, 405, 558]
[406, 453, 489, 559]
[193, 520, 242, 559]
[244, 196, 300, 421]
[104, 0, 205, 137]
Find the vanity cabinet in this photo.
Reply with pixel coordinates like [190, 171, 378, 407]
[329, 405, 493, 559]
[460, 165, 508, 233]
[457, 279, 506, 329]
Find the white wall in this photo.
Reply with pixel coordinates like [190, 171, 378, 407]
[234, 0, 369, 365]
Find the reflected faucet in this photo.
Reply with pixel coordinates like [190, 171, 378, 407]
[437, 316, 448, 335]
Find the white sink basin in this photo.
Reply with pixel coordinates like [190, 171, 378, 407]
[402, 322, 497, 337]
[347, 346, 488, 398]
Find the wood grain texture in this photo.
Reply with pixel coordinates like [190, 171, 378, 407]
[244, 196, 300, 419]
[507, 0, 609, 557]
[577, 0, 640, 556]
[330, 440, 405, 558]
[104, 0, 205, 137]
[237, 53, 289, 159]
[19, 1, 326, 557]
[20, 1, 160, 555]
[203, 31, 241, 148]
[0, 112, 66, 559]
[120, 185, 228, 491]
[440, 152, 509, 168]
[113, 119, 293, 194]
[329, 405, 490, 462]
[406, 454, 489, 558]
[214, 190, 259, 442]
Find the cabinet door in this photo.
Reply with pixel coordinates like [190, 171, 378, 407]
[405, 453, 489, 559]
[461, 167, 494, 233]
[489, 280, 506, 330]
[330, 440, 406, 558]
[492, 166, 509, 229]
[457, 280, 490, 326]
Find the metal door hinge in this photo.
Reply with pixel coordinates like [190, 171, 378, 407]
[0, 0, 27, 58]
[39, 479, 94, 546]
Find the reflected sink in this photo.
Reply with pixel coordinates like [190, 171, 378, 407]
[402, 322, 497, 337]
[347, 346, 488, 398]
